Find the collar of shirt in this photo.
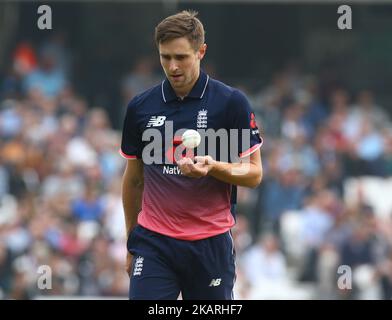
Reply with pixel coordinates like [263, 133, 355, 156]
[161, 70, 209, 103]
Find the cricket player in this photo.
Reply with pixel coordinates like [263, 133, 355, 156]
[120, 10, 263, 300]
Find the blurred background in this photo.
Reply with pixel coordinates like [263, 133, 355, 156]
[1, 0, 392, 300]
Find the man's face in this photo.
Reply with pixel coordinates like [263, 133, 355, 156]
[159, 37, 206, 95]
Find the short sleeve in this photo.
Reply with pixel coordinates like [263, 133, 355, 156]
[227, 90, 263, 161]
[119, 100, 143, 159]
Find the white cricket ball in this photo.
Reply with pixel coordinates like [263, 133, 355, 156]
[182, 129, 201, 149]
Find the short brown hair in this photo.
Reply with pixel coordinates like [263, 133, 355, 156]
[155, 10, 205, 51]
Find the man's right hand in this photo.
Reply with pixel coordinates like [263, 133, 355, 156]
[126, 252, 133, 277]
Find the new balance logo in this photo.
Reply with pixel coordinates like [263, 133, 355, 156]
[209, 278, 222, 287]
[146, 116, 166, 127]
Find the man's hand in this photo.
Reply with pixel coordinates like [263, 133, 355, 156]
[126, 252, 133, 277]
[177, 156, 215, 178]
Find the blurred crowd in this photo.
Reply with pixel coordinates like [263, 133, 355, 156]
[1, 38, 127, 299]
[233, 65, 392, 299]
[1, 35, 392, 299]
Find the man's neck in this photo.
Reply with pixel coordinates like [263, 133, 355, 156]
[173, 70, 200, 99]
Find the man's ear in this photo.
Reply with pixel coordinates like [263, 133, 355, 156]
[198, 43, 207, 60]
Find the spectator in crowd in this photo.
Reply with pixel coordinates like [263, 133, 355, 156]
[23, 47, 68, 98]
[241, 233, 288, 285]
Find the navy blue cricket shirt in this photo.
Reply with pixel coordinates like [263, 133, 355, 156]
[120, 70, 263, 240]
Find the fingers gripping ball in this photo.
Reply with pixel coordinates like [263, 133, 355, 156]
[182, 129, 201, 149]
